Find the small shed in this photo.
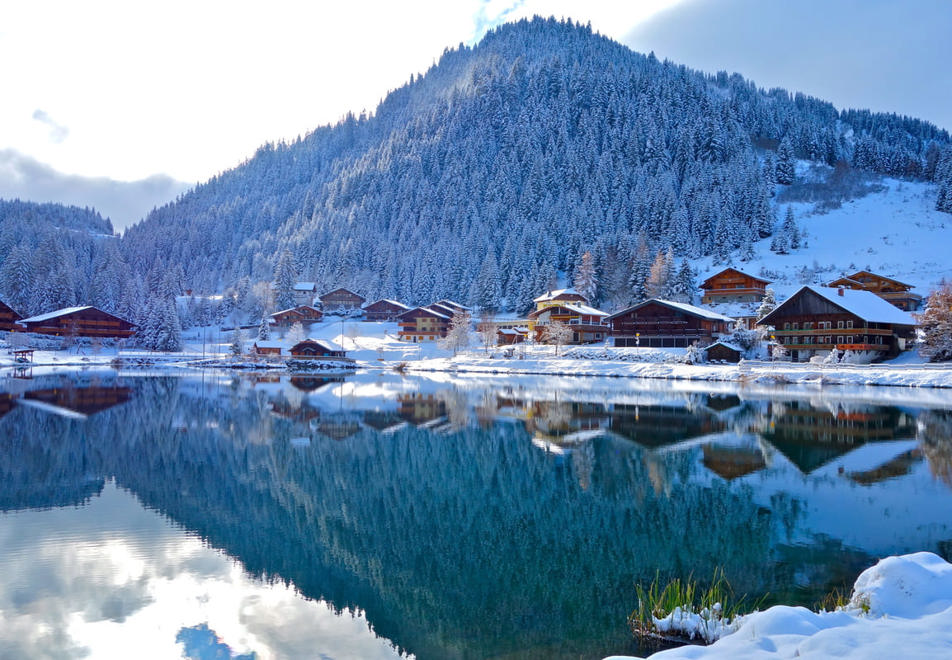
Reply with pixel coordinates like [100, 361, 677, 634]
[253, 341, 284, 356]
[706, 341, 743, 363]
[289, 339, 347, 359]
[497, 328, 528, 345]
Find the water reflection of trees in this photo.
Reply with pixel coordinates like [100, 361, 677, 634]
[919, 410, 952, 487]
[2, 376, 950, 659]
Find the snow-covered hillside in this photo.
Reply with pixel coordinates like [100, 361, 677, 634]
[696, 174, 950, 307]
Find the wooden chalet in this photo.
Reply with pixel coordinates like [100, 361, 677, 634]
[606, 299, 734, 348]
[700, 268, 771, 304]
[362, 299, 410, 322]
[758, 285, 916, 362]
[396, 306, 452, 342]
[292, 281, 317, 305]
[528, 303, 608, 344]
[289, 339, 347, 359]
[253, 340, 284, 356]
[17, 306, 135, 338]
[825, 271, 922, 311]
[319, 288, 366, 312]
[269, 305, 323, 327]
[533, 288, 588, 311]
[706, 341, 743, 363]
[0, 299, 22, 331]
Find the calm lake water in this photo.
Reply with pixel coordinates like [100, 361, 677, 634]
[1, 370, 951, 659]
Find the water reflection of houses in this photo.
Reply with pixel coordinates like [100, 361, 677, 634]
[19, 385, 132, 419]
[702, 442, 768, 480]
[762, 401, 916, 474]
[607, 403, 727, 448]
[397, 393, 447, 427]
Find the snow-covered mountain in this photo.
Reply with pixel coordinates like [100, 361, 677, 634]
[118, 17, 952, 313]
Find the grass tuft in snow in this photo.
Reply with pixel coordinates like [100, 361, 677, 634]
[629, 568, 766, 645]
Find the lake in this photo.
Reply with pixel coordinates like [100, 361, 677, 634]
[1, 370, 951, 659]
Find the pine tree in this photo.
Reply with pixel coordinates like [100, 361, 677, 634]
[471, 251, 502, 312]
[230, 328, 245, 356]
[782, 207, 801, 249]
[258, 317, 271, 341]
[272, 250, 297, 311]
[757, 288, 777, 320]
[671, 260, 696, 303]
[573, 250, 597, 303]
[776, 136, 796, 185]
[917, 282, 952, 362]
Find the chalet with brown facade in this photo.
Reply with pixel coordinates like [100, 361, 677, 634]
[758, 285, 916, 362]
[606, 300, 734, 348]
[528, 303, 609, 344]
[269, 305, 323, 327]
[826, 271, 922, 311]
[253, 341, 284, 356]
[700, 268, 770, 304]
[319, 288, 366, 312]
[17, 306, 136, 338]
[396, 306, 452, 342]
[289, 339, 347, 359]
[362, 299, 410, 322]
[0, 299, 21, 331]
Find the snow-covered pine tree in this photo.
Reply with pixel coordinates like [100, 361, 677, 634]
[671, 260, 696, 303]
[258, 316, 271, 341]
[782, 206, 801, 250]
[272, 250, 297, 311]
[470, 251, 502, 312]
[917, 282, 952, 362]
[776, 136, 796, 185]
[230, 328, 245, 356]
[757, 288, 777, 320]
[573, 250, 597, 304]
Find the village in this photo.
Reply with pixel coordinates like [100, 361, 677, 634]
[0, 266, 933, 373]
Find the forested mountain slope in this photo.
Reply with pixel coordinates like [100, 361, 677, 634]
[120, 17, 951, 312]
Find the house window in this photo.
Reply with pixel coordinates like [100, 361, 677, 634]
[846, 320, 853, 329]
[837, 336, 844, 344]
[784, 323, 791, 330]
[837, 321, 844, 329]
[792, 322, 799, 330]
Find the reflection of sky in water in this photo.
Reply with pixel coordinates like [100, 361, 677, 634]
[0, 481, 406, 660]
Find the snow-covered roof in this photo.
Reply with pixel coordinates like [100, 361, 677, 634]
[254, 341, 285, 349]
[700, 267, 771, 288]
[427, 304, 457, 318]
[397, 306, 449, 320]
[292, 338, 344, 353]
[707, 341, 743, 352]
[805, 286, 917, 324]
[562, 303, 609, 317]
[498, 328, 528, 335]
[362, 298, 410, 310]
[293, 281, 316, 291]
[533, 288, 584, 303]
[435, 299, 471, 310]
[608, 299, 736, 322]
[18, 306, 94, 324]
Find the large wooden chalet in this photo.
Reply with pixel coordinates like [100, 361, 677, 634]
[700, 268, 770, 304]
[528, 303, 609, 344]
[269, 305, 323, 327]
[825, 271, 922, 311]
[319, 288, 366, 312]
[289, 339, 347, 359]
[606, 299, 734, 348]
[758, 285, 916, 362]
[0, 299, 22, 331]
[17, 306, 136, 338]
[397, 305, 453, 342]
[362, 299, 410, 322]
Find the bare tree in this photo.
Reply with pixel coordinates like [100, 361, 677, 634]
[439, 311, 472, 356]
[477, 311, 497, 354]
[542, 320, 573, 356]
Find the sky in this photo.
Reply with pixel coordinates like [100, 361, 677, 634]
[1, 0, 950, 229]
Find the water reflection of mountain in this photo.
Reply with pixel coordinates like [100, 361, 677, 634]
[1, 375, 951, 659]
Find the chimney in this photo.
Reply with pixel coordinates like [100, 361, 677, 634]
[838, 287, 845, 297]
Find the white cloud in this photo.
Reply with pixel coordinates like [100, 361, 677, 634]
[0, 0, 680, 184]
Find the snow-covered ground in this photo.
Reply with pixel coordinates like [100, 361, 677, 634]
[695, 174, 952, 305]
[607, 552, 952, 660]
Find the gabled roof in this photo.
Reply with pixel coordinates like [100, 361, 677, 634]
[529, 303, 608, 319]
[700, 268, 771, 289]
[707, 341, 743, 353]
[18, 306, 94, 324]
[427, 303, 459, 317]
[533, 288, 586, 303]
[826, 270, 914, 290]
[435, 299, 471, 311]
[606, 299, 736, 322]
[397, 306, 449, 320]
[319, 287, 365, 300]
[0, 299, 21, 317]
[292, 281, 316, 291]
[362, 298, 410, 310]
[291, 338, 344, 353]
[759, 286, 917, 326]
[254, 341, 285, 349]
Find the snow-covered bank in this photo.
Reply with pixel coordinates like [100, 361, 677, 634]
[403, 352, 952, 389]
[607, 552, 952, 659]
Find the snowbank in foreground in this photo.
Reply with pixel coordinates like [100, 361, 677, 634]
[606, 552, 952, 660]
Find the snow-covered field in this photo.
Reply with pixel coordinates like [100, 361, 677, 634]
[607, 552, 952, 660]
